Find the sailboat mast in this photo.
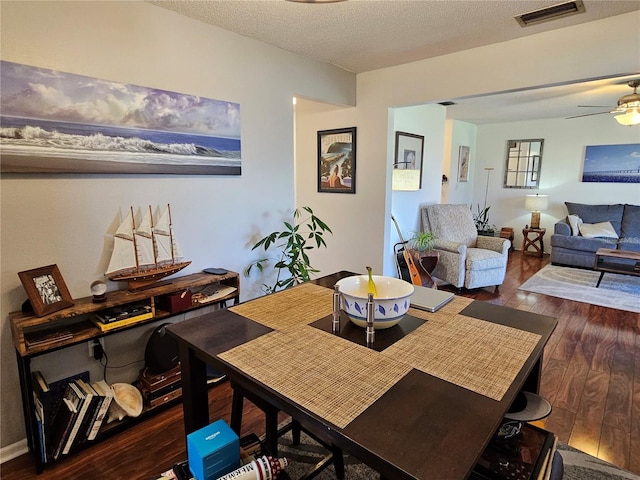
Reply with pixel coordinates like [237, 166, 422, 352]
[130, 206, 141, 272]
[168, 203, 176, 264]
[149, 205, 159, 269]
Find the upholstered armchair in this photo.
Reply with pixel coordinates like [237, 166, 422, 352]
[421, 204, 510, 289]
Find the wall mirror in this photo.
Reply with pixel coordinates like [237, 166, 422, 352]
[503, 139, 544, 188]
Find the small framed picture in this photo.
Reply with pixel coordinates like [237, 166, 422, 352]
[18, 264, 74, 317]
[458, 145, 470, 182]
[317, 127, 356, 194]
[393, 132, 424, 190]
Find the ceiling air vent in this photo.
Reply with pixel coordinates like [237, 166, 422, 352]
[515, 0, 585, 27]
[439, 101, 457, 106]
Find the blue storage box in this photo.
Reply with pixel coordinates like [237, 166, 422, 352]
[187, 419, 240, 480]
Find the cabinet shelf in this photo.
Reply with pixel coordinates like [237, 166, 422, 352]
[11, 271, 239, 473]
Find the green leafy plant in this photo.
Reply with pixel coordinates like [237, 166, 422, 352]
[472, 204, 497, 234]
[245, 207, 332, 294]
[409, 231, 435, 252]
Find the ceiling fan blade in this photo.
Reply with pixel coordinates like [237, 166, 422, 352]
[566, 111, 611, 119]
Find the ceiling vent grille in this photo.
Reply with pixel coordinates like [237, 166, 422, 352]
[515, 0, 585, 27]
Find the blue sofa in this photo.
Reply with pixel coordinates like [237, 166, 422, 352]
[550, 202, 640, 268]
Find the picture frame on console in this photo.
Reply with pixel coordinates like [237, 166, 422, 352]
[18, 264, 74, 317]
[317, 127, 356, 194]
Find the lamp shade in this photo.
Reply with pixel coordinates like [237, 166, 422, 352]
[525, 194, 549, 212]
[614, 107, 640, 126]
[392, 169, 420, 191]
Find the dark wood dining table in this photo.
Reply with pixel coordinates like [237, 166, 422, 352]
[167, 271, 557, 480]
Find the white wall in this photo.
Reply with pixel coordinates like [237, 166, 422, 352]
[473, 115, 640, 250]
[0, 0, 355, 449]
[444, 120, 478, 205]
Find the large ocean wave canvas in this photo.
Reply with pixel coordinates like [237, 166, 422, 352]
[0, 61, 241, 174]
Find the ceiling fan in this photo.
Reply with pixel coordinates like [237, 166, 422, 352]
[567, 80, 640, 125]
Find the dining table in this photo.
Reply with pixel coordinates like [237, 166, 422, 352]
[167, 271, 557, 480]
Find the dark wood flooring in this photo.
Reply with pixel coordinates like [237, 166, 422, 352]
[3, 251, 638, 479]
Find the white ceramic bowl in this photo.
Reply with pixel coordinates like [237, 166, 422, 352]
[335, 275, 414, 329]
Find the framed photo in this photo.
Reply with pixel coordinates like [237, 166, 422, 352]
[18, 264, 74, 317]
[393, 132, 424, 190]
[582, 143, 640, 183]
[458, 146, 470, 182]
[317, 127, 356, 194]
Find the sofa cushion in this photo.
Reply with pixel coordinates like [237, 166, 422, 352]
[566, 214, 582, 236]
[550, 233, 617, 252]
[620, 204, 640, 240]
[565, 202, 624, 235]
[578, 221, 618, 239]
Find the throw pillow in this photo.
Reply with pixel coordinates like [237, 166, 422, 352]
[578, 221, 619, 239]
[566, 214, 582, 236]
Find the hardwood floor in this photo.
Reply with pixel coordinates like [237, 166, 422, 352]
[3, 251, 638, 479]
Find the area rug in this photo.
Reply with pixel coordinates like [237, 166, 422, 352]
[518, 265, 640, 313]
[276, 426, 640, 480]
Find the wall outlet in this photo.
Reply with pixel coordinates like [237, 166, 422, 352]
[88, 338, 104, 359]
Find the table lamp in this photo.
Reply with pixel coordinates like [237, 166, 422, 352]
[392, 168, 420, 191]
[525, 194, 549, 229]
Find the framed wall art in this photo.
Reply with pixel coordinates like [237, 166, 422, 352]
[458, 146, 470, 182]
[582, 143, 640, 183]
[392, 131, 424, 191]
[317, 127, 356, 194]
[18, 264, 74, 317]
[0, 60, 241, 175]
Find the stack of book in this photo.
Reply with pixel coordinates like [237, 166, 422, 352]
[92, 302, 153, 332]
[32, 371, 114, 463]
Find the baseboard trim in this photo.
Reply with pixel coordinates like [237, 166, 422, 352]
[0, 438, 28, 464]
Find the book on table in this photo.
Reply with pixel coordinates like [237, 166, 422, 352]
[60, 380, 93, 456]
[32, 370, 90, 463]
[87, 380, 114, 441]
[48, 383, 83, 460]
[72, 379, 102, 448]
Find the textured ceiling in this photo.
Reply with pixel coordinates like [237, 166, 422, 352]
[147, 0, 640, 123]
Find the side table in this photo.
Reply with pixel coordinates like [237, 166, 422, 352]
[522, 228, 546, 257]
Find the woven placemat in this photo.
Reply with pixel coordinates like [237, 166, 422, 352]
[382, 313, 541, 401]
[229, 283, 333, 330]
[219, 326, 412, 428]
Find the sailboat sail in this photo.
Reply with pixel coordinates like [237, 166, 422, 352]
[135, 209, 155, 267]
[153, 205, 184, 264]
[105, 210, 137, 276]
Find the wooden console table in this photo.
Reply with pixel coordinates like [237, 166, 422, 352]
[10, 271, 239, 473]
[522, 228, 546, 257]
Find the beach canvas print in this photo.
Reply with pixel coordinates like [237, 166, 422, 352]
[0, 61, 241, 174]
[582, 144, 640, 183]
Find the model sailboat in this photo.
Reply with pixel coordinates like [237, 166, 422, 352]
[106, 204, 191, 289]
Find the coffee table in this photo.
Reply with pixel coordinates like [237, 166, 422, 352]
[168, 271, 557, 480]
[594, 248, 640, 287]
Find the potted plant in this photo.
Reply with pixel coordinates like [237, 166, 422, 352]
[472, 205, 497, 236]
[244, 206, 332, 294]
[409, 231, 435, 252]
[408, 231, 438, 274]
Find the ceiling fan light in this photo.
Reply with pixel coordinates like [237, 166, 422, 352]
[614, 108, 640, 126]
